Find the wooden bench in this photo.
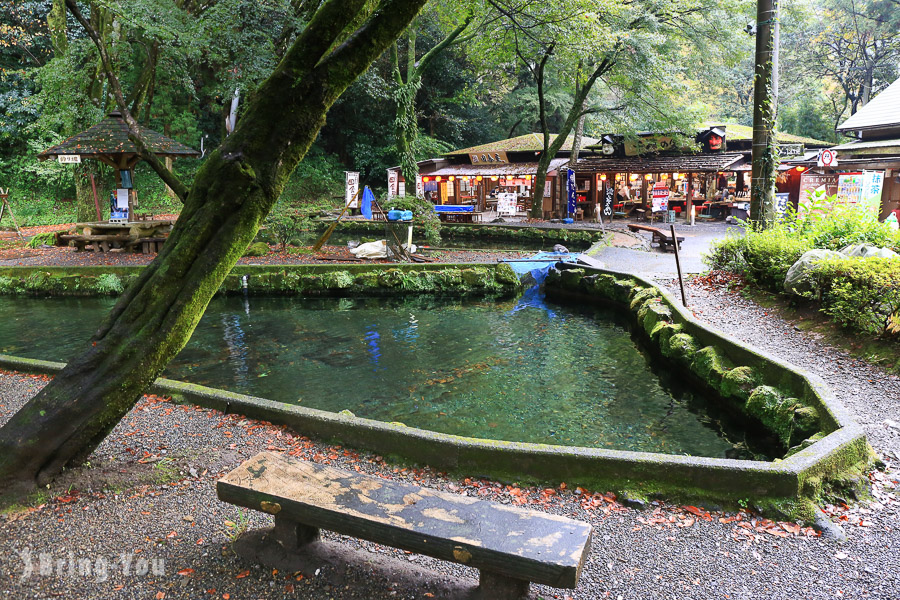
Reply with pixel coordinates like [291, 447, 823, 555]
[218, 452, 592, 599]
[128, 236, 167, 254]
[627, 223, 684, 251]
[58, 233, 132, 253]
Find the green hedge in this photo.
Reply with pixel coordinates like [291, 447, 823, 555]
[705, 231, 813, 288]
[811, 258, 900, 336]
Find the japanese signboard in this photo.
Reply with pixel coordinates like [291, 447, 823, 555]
[566, 169, 576, 215]
[58, 155, 81, 164]
[415, 175, 424, 199]
[469, 151, 508, 164]
[651, 182, 670, 213]
[602, 184, 614, 220]
[387, 169, 399, 199]
[345, 171, 360, 208]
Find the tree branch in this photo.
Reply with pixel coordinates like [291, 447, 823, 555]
[64, 0, 190, 204]
[415, 11, 475, 76]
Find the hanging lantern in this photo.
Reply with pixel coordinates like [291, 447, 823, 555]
[645, 174, 653, 180]
[673, 172, 680, 179]
[795, 166, 806, 172]
[629, 174, 638, 181]
[491, 176, 498, 181]
[476, 175, 483, 181]
[435, 176, 442, 182]
[422, 176, 430, 182]
[448, 176, 455, 181]
[525, 174, 532, 181]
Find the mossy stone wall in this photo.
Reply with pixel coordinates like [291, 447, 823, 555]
[0, 263, 522, 298]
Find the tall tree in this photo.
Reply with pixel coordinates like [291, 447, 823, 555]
[749, 0, 779, 227]
[0, 0, 429, 496]
[391, 3, 476, 184]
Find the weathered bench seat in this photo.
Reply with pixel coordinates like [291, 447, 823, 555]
[218, 452, 592, 599]
[627, 223, 684, 251]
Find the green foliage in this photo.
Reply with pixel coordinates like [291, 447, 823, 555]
[811, 258, 900, 336]
[705, 229, 813, 288]
[382, 195, 441, 245]
[95, 274, 124, 295]
[706, 200, 900, 287]
[243, 241, 270, 257]
[5, 195, 76, 227]
[27, 232, 57, 248]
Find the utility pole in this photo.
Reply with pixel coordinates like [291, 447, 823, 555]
[750, 0, 780, 229]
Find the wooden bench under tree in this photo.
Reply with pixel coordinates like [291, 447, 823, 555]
[218, 452, 592, 599]
[627, 223, 684, 252]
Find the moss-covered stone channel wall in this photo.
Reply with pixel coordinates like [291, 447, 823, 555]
[0, 261, 872, 518]
[0, 263, 521, 298]
[313, 220, 604, 246]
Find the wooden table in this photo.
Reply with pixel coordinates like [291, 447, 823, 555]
[63, 219, 175, 253]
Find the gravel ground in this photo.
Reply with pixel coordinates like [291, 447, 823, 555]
[0, 244, 532, 268]
[2, 261, 900, 599]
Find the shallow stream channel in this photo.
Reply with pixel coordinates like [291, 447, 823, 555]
[0, 291, 771, 460]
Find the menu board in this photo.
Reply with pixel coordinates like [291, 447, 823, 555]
[836, 172, 863, 205]
[497, 192, 518, 216]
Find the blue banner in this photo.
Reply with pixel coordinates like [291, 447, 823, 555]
[566, 169, 577, 216]
[361, 185, 374, 220]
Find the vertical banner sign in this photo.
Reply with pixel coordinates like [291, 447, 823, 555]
[651, 182, 670, 213]
[387, 169, 399, 199]
[602, 184, 614, 220]
[566, 169, 576, 216]
[861, 170, 885, 215]
[415, 175, 424, 199]
[345, 171, 360, 208]
[774, 193, 790, 220]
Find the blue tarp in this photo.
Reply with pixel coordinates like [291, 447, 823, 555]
[361, 186, 374, 220]
[434, 205, 475, 213]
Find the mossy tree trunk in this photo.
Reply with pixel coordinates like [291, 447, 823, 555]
[0, 0, 429, 496]
[528, 51, 615, 219]
[391, 13, 473, 185]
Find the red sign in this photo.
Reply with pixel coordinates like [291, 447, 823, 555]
[651, 182, 670, 212]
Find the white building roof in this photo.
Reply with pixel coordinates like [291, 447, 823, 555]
[837, 78, 900, 132]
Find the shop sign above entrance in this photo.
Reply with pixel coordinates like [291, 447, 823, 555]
[818, 149, 838, 167]
[58, 155, 82, 164]
[469, 151, 508, 164]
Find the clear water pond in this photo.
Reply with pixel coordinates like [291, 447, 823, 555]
[0, 293, 764, 459]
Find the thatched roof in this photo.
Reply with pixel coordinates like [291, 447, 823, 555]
[444, 133, 600, 157]
[38, 112, 199, 160]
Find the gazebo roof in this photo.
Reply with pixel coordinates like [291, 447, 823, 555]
[37, 111, 200, 161]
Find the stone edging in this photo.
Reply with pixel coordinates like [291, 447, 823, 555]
[0, 340, 871, 520]
[0, 263, 522, 298]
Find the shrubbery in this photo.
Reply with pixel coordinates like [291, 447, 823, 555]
[705, 200, 900, 337]
[811, 258, 900, 336]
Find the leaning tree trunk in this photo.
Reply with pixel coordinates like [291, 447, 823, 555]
[0, 0, 429, 496]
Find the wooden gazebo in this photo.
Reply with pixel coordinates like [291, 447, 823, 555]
[38, 111, 199, 218]
[37, 111, 199, 253]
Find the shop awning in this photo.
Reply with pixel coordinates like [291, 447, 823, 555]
[575, 153, 745, 174]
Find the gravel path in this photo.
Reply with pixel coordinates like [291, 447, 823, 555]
[1, 270, 899, 599]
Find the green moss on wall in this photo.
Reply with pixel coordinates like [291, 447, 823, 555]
[0, 264, 522, 299]
[691, 346, 735, 392]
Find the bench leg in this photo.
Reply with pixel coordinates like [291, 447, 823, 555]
[478, 571, 530, 600]
[272, 514, 320, 549]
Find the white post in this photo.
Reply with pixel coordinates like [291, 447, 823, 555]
[691, 204, 696, 226]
